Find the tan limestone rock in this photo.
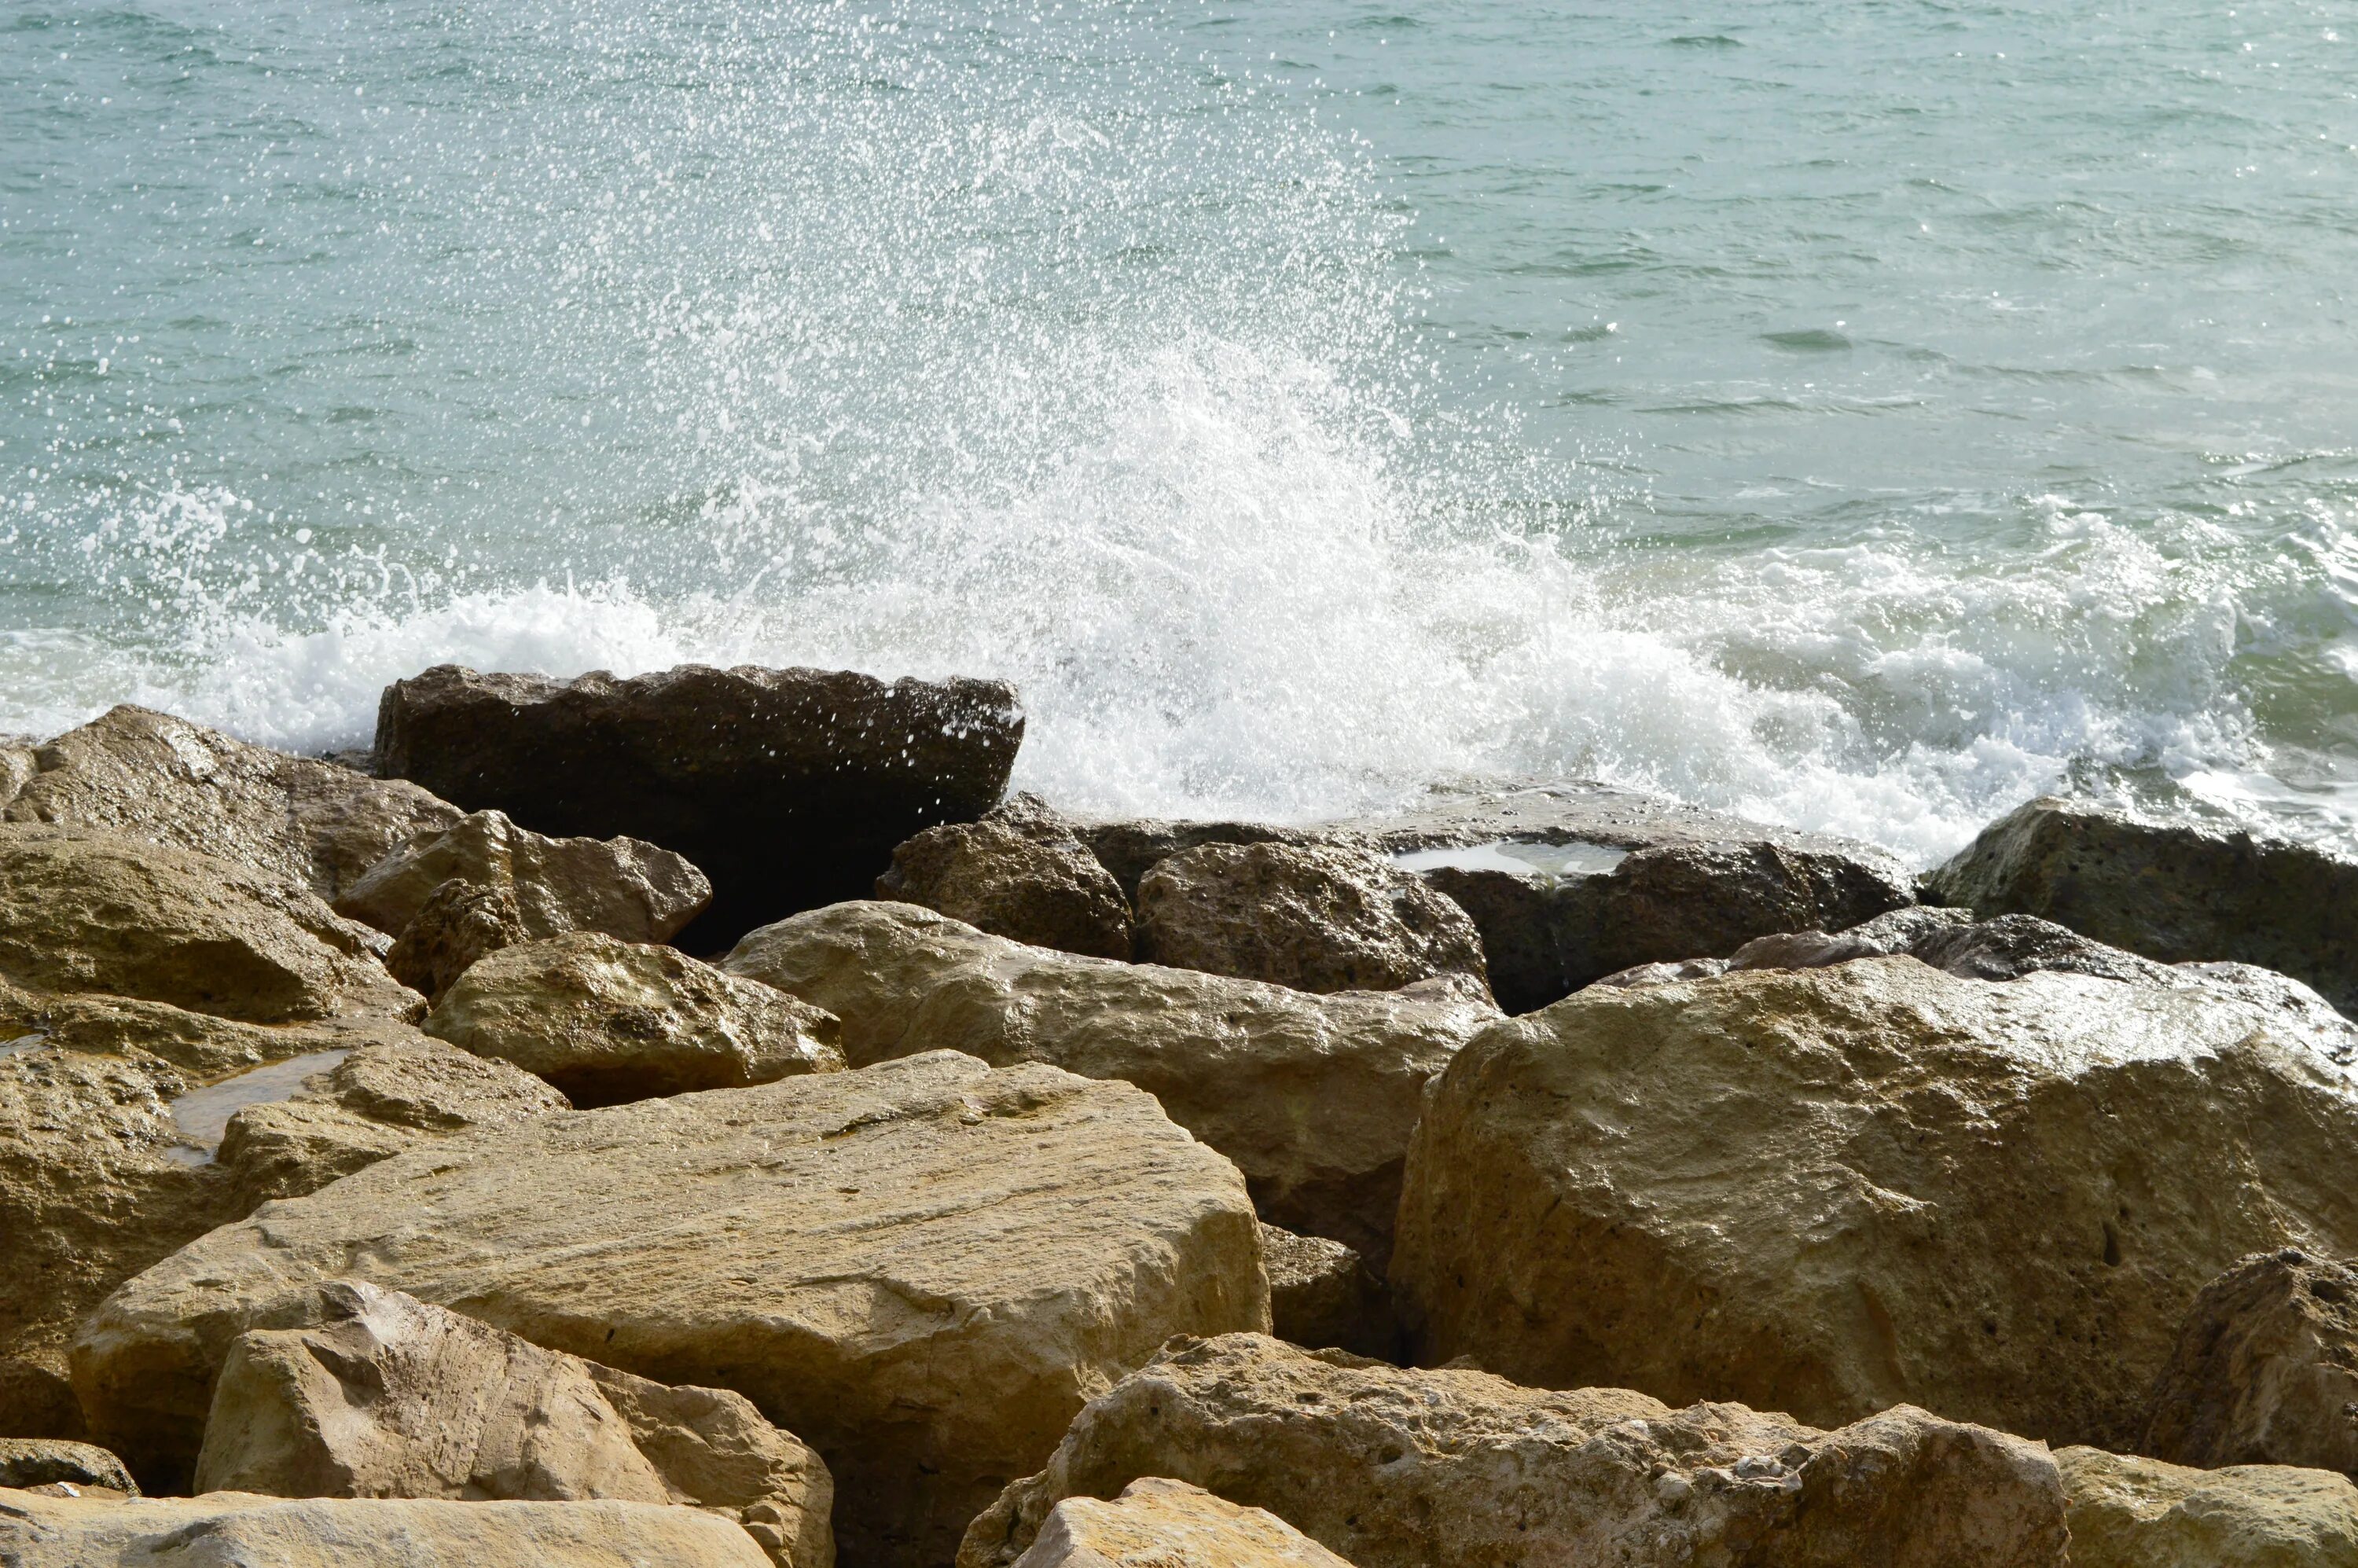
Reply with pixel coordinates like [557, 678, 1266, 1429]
[72, 1051, 1267, 1566]
[0, 1488, 774, 1567]
[1390, 957, 2358, 1452]
[0, 1438, 137, 1494]
[384, 877, 529, 1001]
[336, 808, 710, 946]
[1261, 1225, 1393, 1360]
[426, 933, 843, 1106]
[877, 798, 1133, 960]
[958, 1333, 2069, 1568]
[2057, 1445, 2358, 1567]
[1014, 1478, 1355, 1568]
[1137, 841, 1488, 997]
[194, 1280, 830, 1568]
[0, 826, 415, 1023]
[2139, 1249, 2358, 1476]
[0, 998, 559, 1443]
[2, 706, 463, 902]
[723, 901, 1497, 1265]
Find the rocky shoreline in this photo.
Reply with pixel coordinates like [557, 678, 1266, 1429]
[6, 662, 2358, 1565]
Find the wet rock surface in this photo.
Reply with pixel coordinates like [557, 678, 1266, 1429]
[383, 876, 528, 1001]
[1926, 794, 2358, 1016]
[1136, 842, 1489, 997]
[2, 706, 462, 903]
[724, 902, 1496, 1265]
[958, 1333, 2070, 1568]
[375, 663, 1023, 946]
[194, 1280, 832, 1568]
[2056, 1445, 2358, 1568]
[427, 932, 843, 1105]
[876, 796, 1135, 960]
[2139, 1249, 2358, 1477]
[74, 1051, 1266, 1565]
[1392, 957, 2358, 1451]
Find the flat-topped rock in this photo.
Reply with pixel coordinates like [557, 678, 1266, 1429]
[1137, 842, 1489, 997]
[4, 706, 461, 902]
[877, 796, 1134, 959]
[427, 933, 844, 1106]
[2140, 1249, 2358, 1477]
[959, 1333, 2070, 1568]
[1392, 957, 2358, 1451]
[1927, 795, 2358, 1016]
[2057, 1445, 2358, 1567]
[0, 826, 414, 1024]
[74, 1051, 1265, 1566]
[1015, 1478, 1356, 1568]
[196, 1280, 831, 1568]
[0, 1488, 773, 1568]
[1, 999, 560, 1443]
[376, 663, 1023, 946]
[724, 902, 1497, 1265]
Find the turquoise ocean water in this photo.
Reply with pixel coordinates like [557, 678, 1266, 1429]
[6, 0, 2357, 863]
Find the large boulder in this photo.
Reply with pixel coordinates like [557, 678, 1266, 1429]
[1927, 795, 2358, 1016]
[958, 1333, 2070, 1568]
[1391, 957, 2358, 1452]
[1136, 842, 1489, 997]
[426, 933, 844, 1105]
[2056, 1445, 2358, 1567]
[195, 1280, 831, 1568]
[0, 997, 560, 1441]
[877, 796, 1133, 960]
[375, 663, 1023, 946]
[335, 808, 710, 946]
[2139, 1249, 2358, 1476]
[0, 1489, 773, 1567]
[1015, 1478, 1355, 1568]
[2, 706, 463, 902]
[723, 902, 1497, 1265]
[0, 826, 415, 1024]
[73, 1051, 1267, 1566]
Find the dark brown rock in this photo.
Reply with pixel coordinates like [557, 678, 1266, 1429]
[876, 797, 1132, 960]
[1926, 795, 2358, 1016]
[2139, 1250, 2358, 1477]
[0, 1438, 137, 1494]
[1137, 843, 1489, 997]
[384, 878, 527, 1003]
[375, 663, 1023, 946]
[1261, 1225, 1394, 1360]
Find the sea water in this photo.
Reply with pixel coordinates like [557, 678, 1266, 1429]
[6, 0, 2356, 865]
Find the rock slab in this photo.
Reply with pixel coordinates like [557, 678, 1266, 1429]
[376, 663, 1023, 945]
[959, 1333, 2070, 1568]
[725, 902, 1495, 1265]
[427, 933, 843, 1106]
[1392, 957, 2358, 1451]
[2057, 1445, 2358, 1567]
[1014, 1477, 1355, 1568]
[0, 1438, 136, 1494]
[195, 1280, 831, 1568]
[1927, 795, 2358, 1017]
[74, 1051, 1266, 1567]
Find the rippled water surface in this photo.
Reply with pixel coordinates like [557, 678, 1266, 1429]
[6, 0, 2356, 861]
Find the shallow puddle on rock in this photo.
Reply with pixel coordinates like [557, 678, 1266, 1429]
[0, 1031, 50, 1060]
[1392, 839, 1629, 882]
[163, 1048, 349, 1166]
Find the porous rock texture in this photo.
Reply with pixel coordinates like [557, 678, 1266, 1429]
[1, 705, 461, 902]
[2056, 1445, 2358, 1567]
[876, 795, 1134, 960]
[1391, 956, 2358, 1452]
[1927, 794, 2358, 1016]
[1013, 1478, 1356, 1568]
[0, 826, 417, 1023]
[1261, 1225, 1393, 1360]
[384, 876, 528, 1002]
[375, 663, 1023, 946]
[336, 807, 710, 946]
[1136, 841, 1489, 997]
[0, 1438, 137, 1494]
[0, 996, 560, 1441]
[2139, 1249, 2358, 1476]
[723, 902, 1497, 1265]
[0, 1489, 774, 1568]
[73, 1051, 1267, 1566]
[427, 932, 843, 1105]
[958, 1334, 2070, 1568]
[195, 1280, 831, 1568]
